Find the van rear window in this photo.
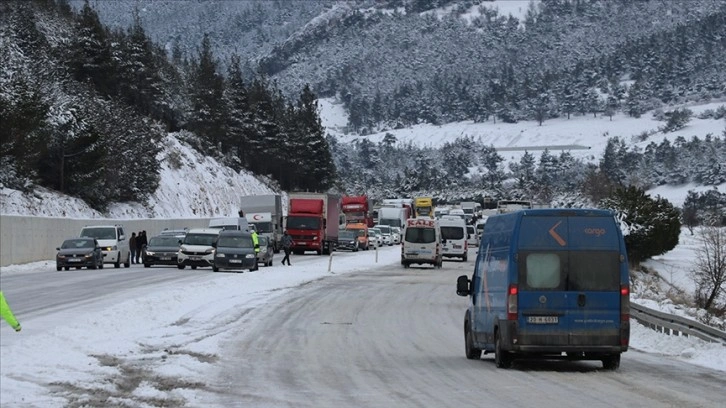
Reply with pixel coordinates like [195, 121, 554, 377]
[441, 226, 464, 240]
[519, 251, 620, 291]
[405, 228, 436, 243]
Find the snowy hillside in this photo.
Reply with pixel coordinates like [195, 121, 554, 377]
[2, 100, 725, 218]
[0, 133, 276, 218]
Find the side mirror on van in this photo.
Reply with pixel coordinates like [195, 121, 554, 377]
[456, 275, 470, 296]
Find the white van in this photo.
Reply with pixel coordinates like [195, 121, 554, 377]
[79, 225, 130, 268]
[401, 218, 442, 268]
[466, 225, 478, 247]
[439, 215, 468, 261]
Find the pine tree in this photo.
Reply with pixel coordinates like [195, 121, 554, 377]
[187, 34, 227, 153]
[601, 186, 681, 267]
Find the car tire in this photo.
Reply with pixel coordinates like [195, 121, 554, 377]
[65, 267, 70, 271]
[177, 264, 185, 270]
[495, 329, 512, 369]
[124, 254, 130, 268]
[465, 321, 482, 360]
[99, 262, 104, 269]
[212, 265, 219, 272]
[463, 254, 468, 262]
[56, 266, 62, 271]
[114, 259, 120, 268]
[144, 263, 150, 268]
[191, 265, 197, 270]
[90, 262, 97, 270]
[602, 354, 620, 370]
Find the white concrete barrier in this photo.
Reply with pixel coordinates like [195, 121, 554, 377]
[0, 215, 211, 267]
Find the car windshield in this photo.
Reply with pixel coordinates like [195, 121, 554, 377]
[441, 226, 464, 240]
[339, 231, 356, 240]
[80, 227, 115, 240]
[258, 236, 269, 246]
[217, 236, 254, 248]
[286, 216, 321, 230]
[148, 236, 181, 247]
[62, 239, 94, 249]
[183, 233, 218, 246]
[251, 222, 272, 233]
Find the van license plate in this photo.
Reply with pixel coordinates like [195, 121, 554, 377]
[527, 316, 558, 324]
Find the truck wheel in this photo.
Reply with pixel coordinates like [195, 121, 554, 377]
[465, 322, 482, 360]
[602, 354, 620, 370]
[495, 329, 512, 368]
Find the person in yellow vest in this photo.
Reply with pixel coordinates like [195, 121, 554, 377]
[251, 229, 260, 254]
[0, 291, 21, 332]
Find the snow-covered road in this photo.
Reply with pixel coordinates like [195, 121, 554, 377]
[1, 246, 724, 407]
[206, 260, 725, 408]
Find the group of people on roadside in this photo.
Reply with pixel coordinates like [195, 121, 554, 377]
[129, 231, 148, 264]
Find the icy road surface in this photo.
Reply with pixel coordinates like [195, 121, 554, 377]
[206, 259, 725, 408]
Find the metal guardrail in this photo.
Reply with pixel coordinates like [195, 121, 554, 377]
[631, 302, 726, 345]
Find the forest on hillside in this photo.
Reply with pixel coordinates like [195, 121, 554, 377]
[1, 0, 336, 211]
[1, 0, 725, 225]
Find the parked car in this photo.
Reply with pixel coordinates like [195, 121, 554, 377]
[177, 228, 220, 270]
[56, 238, 104, 271]
[369, 227, 383, 248]
[374, 225, 393, 246]
[466, 225, 479, 247]
[256, 236, 274, 267]
[212, 230, 258, 272]
[391, 227, 402, 245]
[337, 230, 360, 252]
[143, 235, 183, 268]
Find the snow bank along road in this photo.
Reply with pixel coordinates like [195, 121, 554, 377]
[1, 247, 724, 407]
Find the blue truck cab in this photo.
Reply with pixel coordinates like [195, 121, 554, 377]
[456, 208, 630, 370]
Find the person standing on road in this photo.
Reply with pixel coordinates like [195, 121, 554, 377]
[280, 230, 294, 266]
[129, 232, 137, 264]
[0, 291, 21, 332]
[135, 231, 144, 263]
[251, 229, 260, 254]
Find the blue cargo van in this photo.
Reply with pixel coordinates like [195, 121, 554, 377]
[456, 209, 630, 370]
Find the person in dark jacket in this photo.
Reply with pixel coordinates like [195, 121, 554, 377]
[129, 232, 137, 264]
[135, 231, 144, 263]
[280, 231, 294, 266]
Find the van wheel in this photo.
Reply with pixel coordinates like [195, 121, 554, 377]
[495, 329, 512, 368]
[465, 322, 481, 360]
[602, 354, 620, 370]
[124, 254, 130, 268]
[462, 254, 468, 262]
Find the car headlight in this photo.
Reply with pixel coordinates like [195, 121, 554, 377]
[216, 253, 226, 258]
[205, 248, 214, 254]
[145, 251, 155, 256]
[84, 254, 93, 259]
[245, 254, 255, 259]
[57, 254, 65, 259]
[312, 236, 319, 241]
